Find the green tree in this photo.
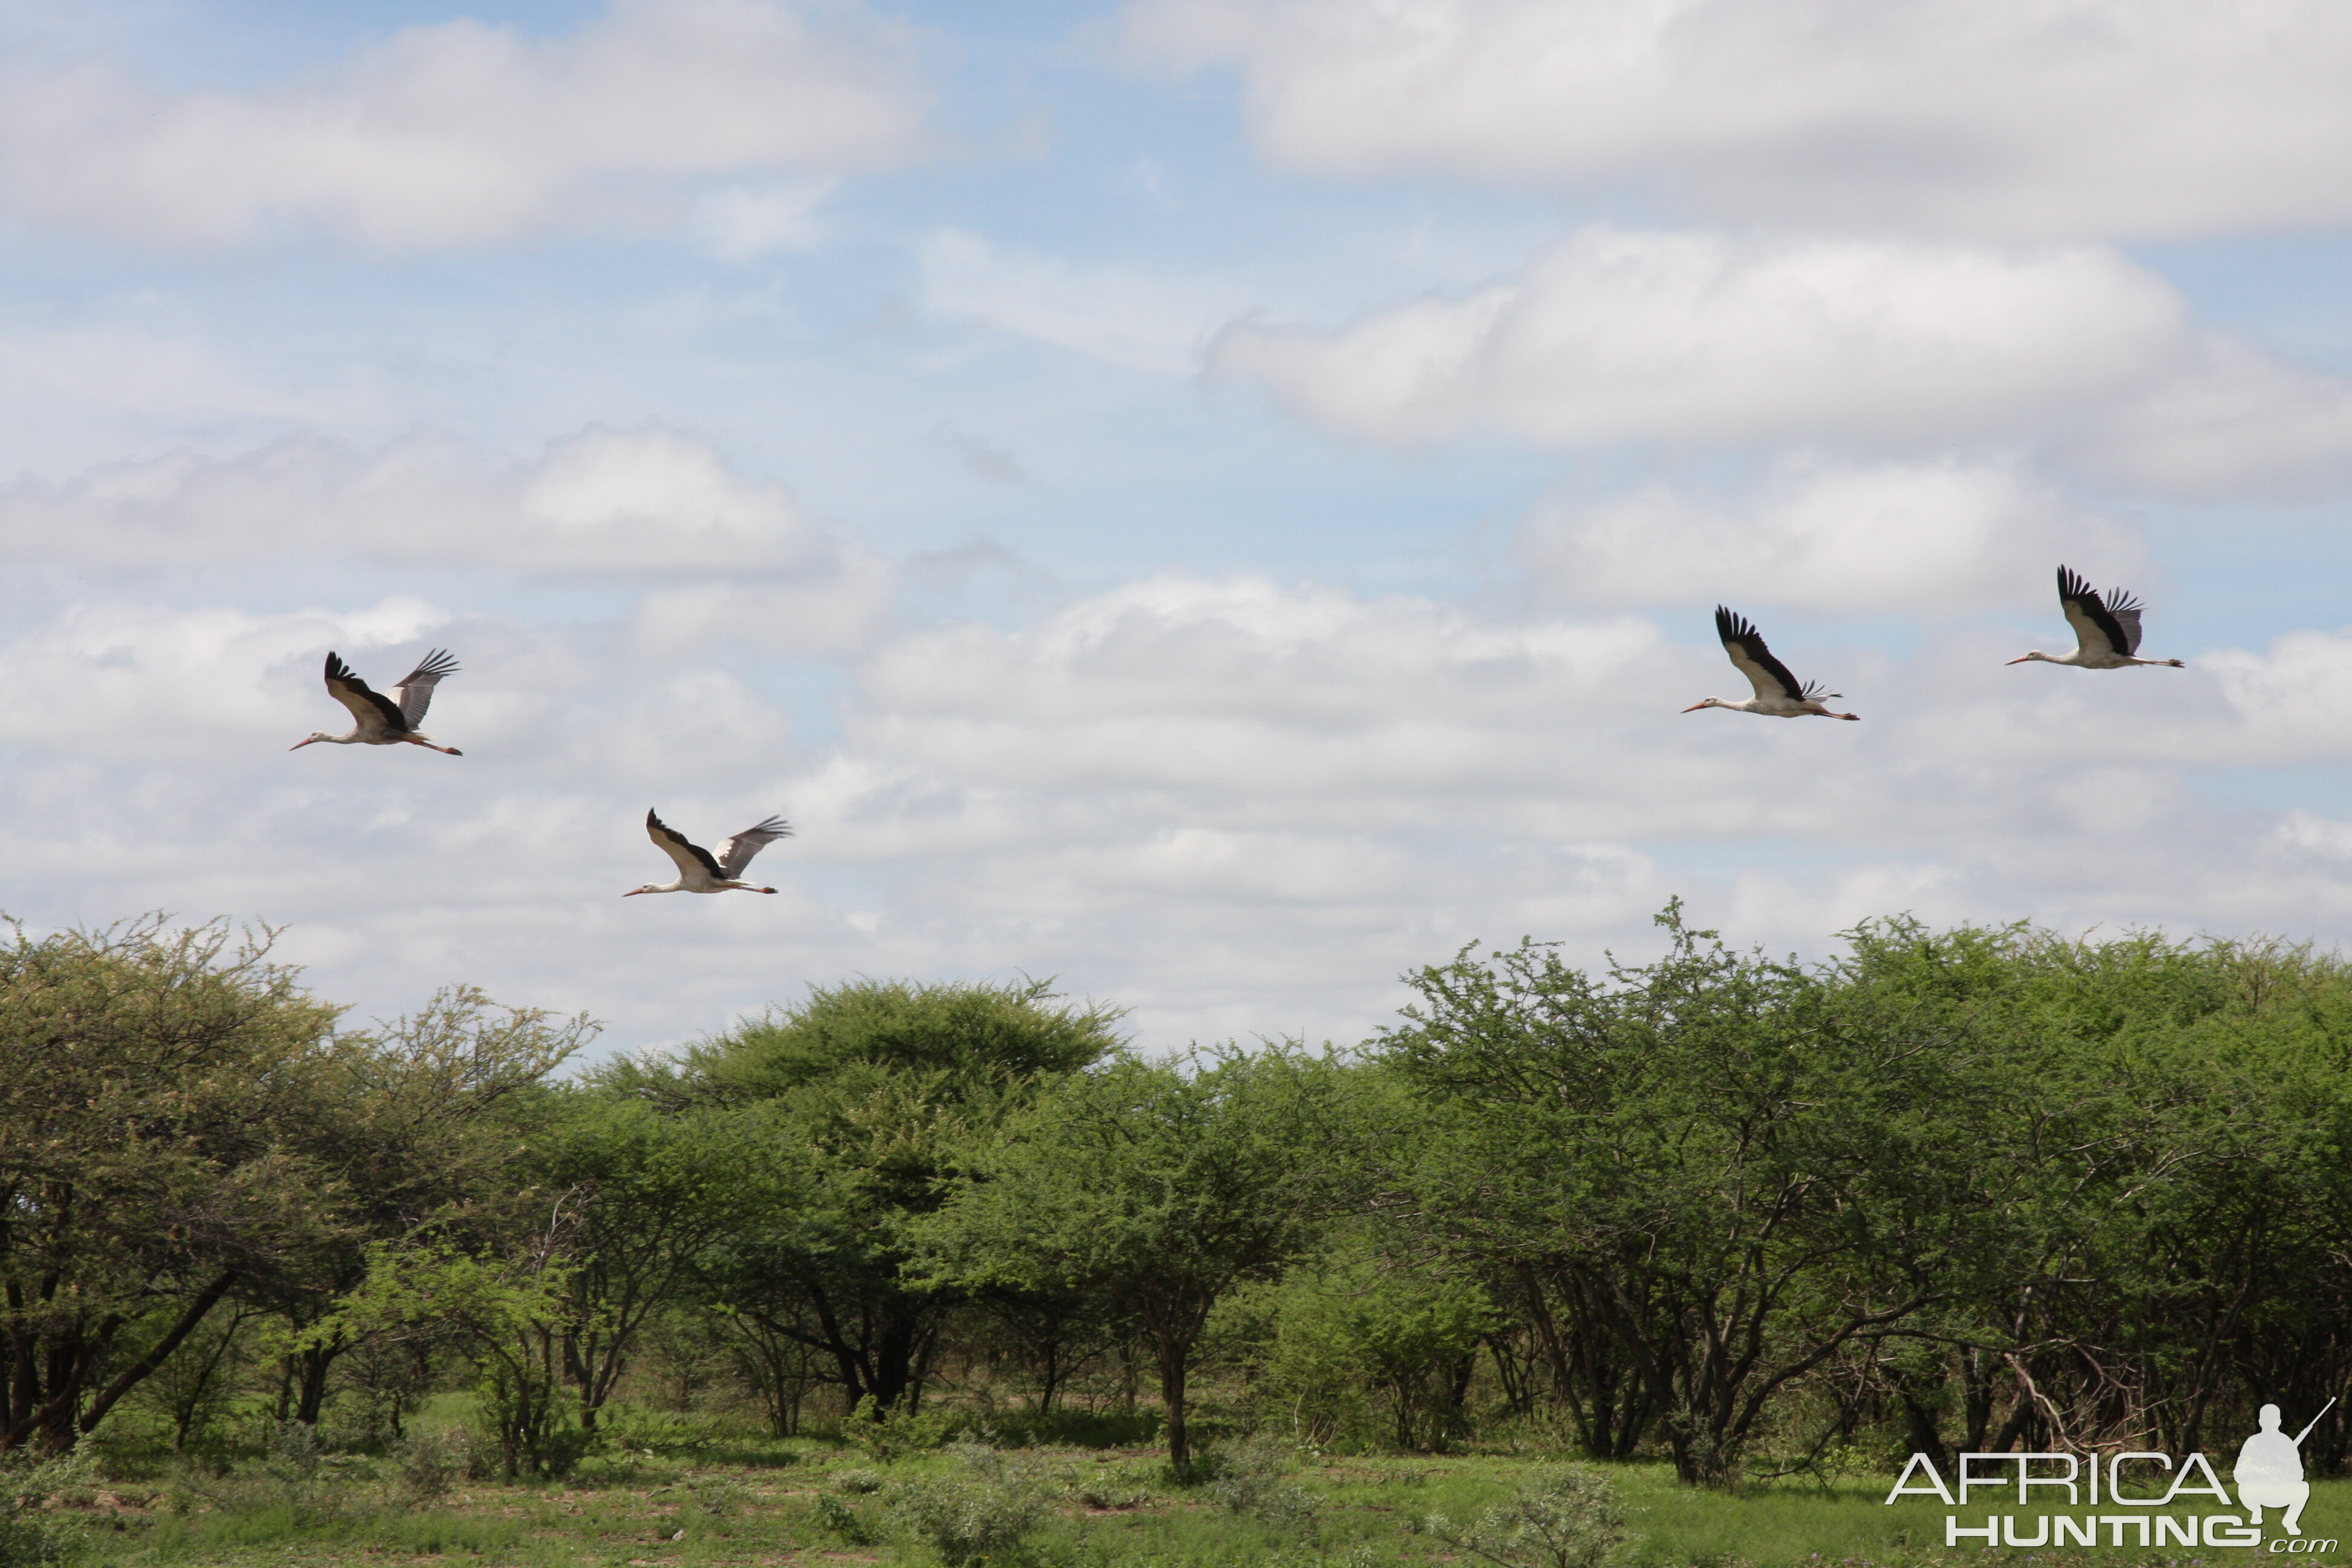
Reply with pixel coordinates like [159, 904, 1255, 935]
[920, 1047, 1341, 1469]
[1381, 906, 2008, 1485]
[1219, 1234, 1498, 1450]
[0, 917, 342, 1453]
[258, 987, 586, 1427]
[615, 978, 1120, 1416]
[525, 1092, 761, 1431]
[1827, 920, 2352, 1467]
[306, 1233, 579, 1478]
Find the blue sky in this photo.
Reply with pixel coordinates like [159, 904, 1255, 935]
[8, 0, 2352, 1058]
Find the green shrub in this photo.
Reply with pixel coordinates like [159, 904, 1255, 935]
[682, 1471, 749, 1518]
[841, 1396, 956, 1463]
[1197, 1433, 1316, 1527]
[1215, 1246, 1496, 1454]
[1070, 1460, 1157, 1511]
[593, 1405, 745, 1455]
[394, 1428, 469, 1506]
[1422, 1465, 1626, 1568]
[167, 1423, 356, 1531]
[811, 1492, 877, 1545]
[0, 1449, 90, 1568]
[881, 1441, 1052, 1566]
[831, 1468, 886, 1495]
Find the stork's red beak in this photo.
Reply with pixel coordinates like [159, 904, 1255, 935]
[622, 889, 646, 897]
[1681, 702, 1708, 713]
[2005, 655, 2033, 664]
[289, 737, 317, 750]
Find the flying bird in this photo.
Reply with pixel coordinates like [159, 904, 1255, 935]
[628, 809, 793, 897]
[291, 650, 462, 754]
[2009, 566, 2186, 670]
[1685, 607, 1860, 720]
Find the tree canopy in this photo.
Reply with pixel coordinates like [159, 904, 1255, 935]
[9, 909, 2352, 1489]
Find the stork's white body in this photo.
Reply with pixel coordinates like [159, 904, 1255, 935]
[629, 809, 792, 896]
[292, 650, 463, 754]
[1685, 694, 1847, 719]
[1687, 607, 1860, 721]
[2011, 567, 2185, 670]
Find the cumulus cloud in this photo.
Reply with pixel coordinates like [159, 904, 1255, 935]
[0, 0, 927, 249]
[919, 229, 1252, 373]
[0, 597, 456, 763]
[1522, 459, 2145, 614]
[692, 177, 838, 261]
[1123, 0, 2352, 241]
[1212, 228, 2189, 445]
[0, 426, 870, 583]
[1210, 226, 2352, 492]
[13, 561, 2352, 1054]
[2070, 339, 2352, 496]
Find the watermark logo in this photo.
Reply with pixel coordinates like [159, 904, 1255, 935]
[1884, 1398, 2337, 1551]
[2239, 1399, 2332, 1537]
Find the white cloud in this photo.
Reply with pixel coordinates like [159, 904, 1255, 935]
[693, 177, 837, 261]
[919, 229, 1252, 373]
[1123, 0, 2352, 241]
[2200, 630, 2352, 766]
[0, 0, 927, 249]
[2070, 339, 2352, 495]
[1522, 458, 2145, 613]
[1212, 227, 2189, 445]
[0, 426, 856, 578]
[0, 597, 456, 763]
[1210, 226, 2352, 492]
[15, 564, 2352, 1056]
[629, 561, 900, 661]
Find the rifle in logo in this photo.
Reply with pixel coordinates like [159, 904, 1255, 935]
[2237, 1398, 2334, 1537]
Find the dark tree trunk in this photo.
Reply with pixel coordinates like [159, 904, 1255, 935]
[291, 1338, 338, 1426]
[1158, 1338, 1191, 1471]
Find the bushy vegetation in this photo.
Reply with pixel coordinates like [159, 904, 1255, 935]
[7, 905, 2352, 1563]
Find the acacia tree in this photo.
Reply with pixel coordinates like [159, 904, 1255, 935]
[0, 918, 342, 1453]
[1379, 906, 2010, 1486]
[525, 1093, 759, 1431]
[919, 1047, 1342, 1469]
[1826, 922, 2352, 1468]
[613, 977, 1121, 1416]
[305, 1230, 578, 1478]
[257, 987, 587, 1426]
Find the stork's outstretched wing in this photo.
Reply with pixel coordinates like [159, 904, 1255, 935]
[714, 817, 792, 880]
[2056, 566, 2132, 659]
[645, 809, 722, 880]
[2102, 590, 2148, 656]
[323, 652, 406, 736]
[1714, 607, 1826, 703]
[393, 648, 459, 727]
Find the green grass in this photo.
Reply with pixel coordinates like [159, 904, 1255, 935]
[46, 1440, 2352, 1568]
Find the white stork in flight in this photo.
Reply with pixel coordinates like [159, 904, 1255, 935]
[629, 809, 793, 896]
[1685, 607, 1860, 720]
[291, 650, 462, 754]
[2009, 566, 2186, 670]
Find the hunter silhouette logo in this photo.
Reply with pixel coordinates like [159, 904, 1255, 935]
[2238, 1399, 2333, 1537]
[1884, 1397, 2339, 1550]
